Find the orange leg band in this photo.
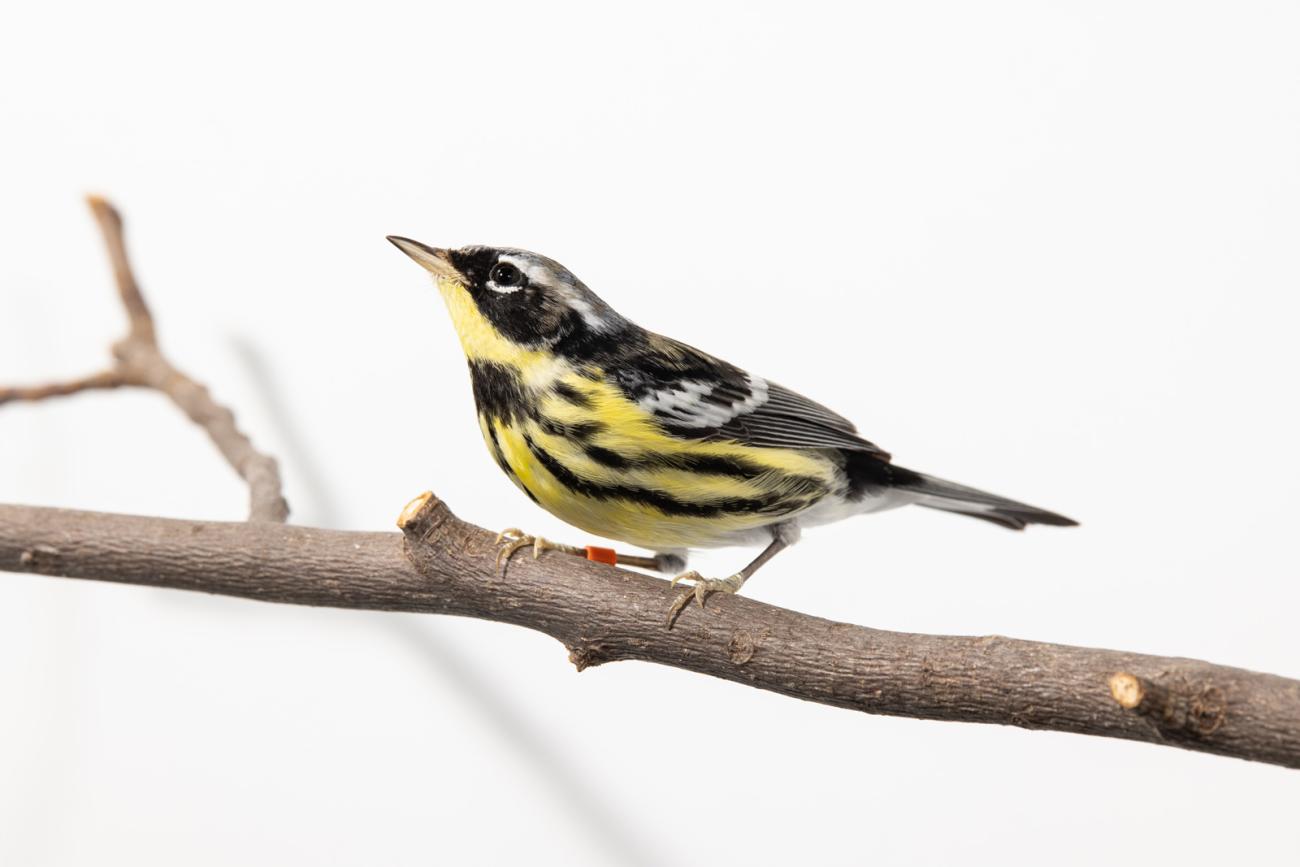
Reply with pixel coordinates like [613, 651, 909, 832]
[585, 546, 618, 566]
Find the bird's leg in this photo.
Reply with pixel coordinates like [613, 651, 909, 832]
[493, 529, 682, 575]
[666, 530, 792, 627]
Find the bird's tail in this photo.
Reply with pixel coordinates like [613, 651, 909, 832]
[889, 465, 1078, 530]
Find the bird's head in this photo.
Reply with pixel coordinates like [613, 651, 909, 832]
[387, 238, 622, 361]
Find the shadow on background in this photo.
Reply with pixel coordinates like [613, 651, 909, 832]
[231, 337, 656, 867]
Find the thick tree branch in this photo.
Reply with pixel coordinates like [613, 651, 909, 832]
[0, 196, 287, 522]
[2, 197, 1297, 771]
[0, 497, 1297, 769]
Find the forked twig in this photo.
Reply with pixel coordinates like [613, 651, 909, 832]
[0, 196, 287, 522]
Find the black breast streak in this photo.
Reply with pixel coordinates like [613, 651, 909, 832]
[673, 453, 765, 478]
[583, 446, 772, 480]
[553, 380, 593, 408]
[539, 416, 603, 441]
[486, 419, 509, 471]
[526, 434, 818, 519]
[469, 361, 532, 424]
[583, 444, 630, 469]
[483, 415, 540, 504]
[468, 361, 542, 503]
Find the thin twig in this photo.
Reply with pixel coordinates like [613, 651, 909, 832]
[1, 498, 1297, 769]
[87, 194, 155, 346]
[0, 369, 127, 404]
[1, 196, 287, 522]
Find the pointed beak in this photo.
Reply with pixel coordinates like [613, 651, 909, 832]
[386, 236, 463, 282]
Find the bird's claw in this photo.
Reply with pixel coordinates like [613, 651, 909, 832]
[494, 528, 555, 573]
[665, 571, 744, 627]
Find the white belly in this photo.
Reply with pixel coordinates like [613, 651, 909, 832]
[681, 487, 913, 551]
[794, 488, 913, 530]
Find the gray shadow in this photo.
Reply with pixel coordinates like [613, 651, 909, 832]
[229, 337, 656, 867]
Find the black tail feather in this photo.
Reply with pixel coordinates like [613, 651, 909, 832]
[846, 454, 1077, 530]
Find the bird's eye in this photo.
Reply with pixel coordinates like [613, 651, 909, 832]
[490, 262, 523, 287]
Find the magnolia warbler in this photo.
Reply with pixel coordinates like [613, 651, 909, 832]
[388, 238, 1076, 622]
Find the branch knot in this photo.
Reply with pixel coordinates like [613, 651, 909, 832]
[1110, 671, 1228, 738]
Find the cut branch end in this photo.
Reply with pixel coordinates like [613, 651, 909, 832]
[397, 492, 436, 529]
[1110, 672, 1145, 709]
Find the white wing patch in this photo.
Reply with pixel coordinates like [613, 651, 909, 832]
[638, 375, 770, 428]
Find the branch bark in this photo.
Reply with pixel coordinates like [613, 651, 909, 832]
[1, 497, 1297, 769]
[3, 197, 1298, 771]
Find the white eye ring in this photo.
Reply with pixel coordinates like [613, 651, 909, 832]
[487, 261, 525, 293]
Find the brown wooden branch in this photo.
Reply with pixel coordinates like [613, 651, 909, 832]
[2, 197, 1298, 770]
[0, 369, 129, 402]
[0, 196, 287, 522]
[88, 195, 156, 346]
[0, 496, 1297, 769]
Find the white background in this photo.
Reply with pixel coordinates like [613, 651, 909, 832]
[2, 2, 1298, 864]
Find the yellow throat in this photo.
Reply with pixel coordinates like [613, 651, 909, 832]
[436, 277, 546, 368]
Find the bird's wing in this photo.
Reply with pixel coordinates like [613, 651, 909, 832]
[609, 333, 891, 459]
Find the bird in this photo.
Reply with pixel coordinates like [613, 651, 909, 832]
[387, 237, 1076, 623]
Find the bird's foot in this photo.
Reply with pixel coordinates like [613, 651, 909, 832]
[494, 528, 569, 574]
[666, 570, 745, 627]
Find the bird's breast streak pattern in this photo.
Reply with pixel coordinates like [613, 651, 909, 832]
[467, 359, 835, 549]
